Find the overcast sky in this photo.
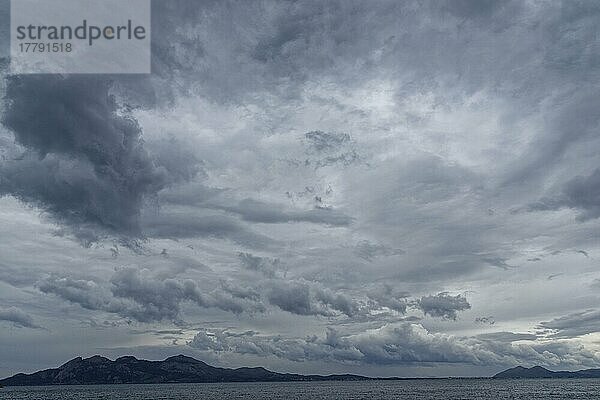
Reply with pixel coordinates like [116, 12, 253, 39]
[1, 0, 600, 378]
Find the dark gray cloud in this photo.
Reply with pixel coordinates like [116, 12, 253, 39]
[539, 310, 600, 338]
[235, 253, 412, 318]
[36, 275, 123, 316]
[266, 283, 313, 316]
[142, 213, 275, 249]
[33, 249, 442, 323]
[109, 267, 207, 322]
[0, 76, 199, 240]
[529, 169, 600, 221]
[36, 267, 263, 323]
[266, 281, 357, 318]
[368, 285, 408, 314]
[475, 316, 496, 326]
[238, 252, 281, 278]
[416, 293, 471, 320]
[0, 307, 42, 329]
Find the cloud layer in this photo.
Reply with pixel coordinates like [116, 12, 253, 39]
[1, 0, 600, 378]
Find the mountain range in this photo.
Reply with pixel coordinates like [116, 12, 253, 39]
[3, 357, 600, 386]
[0, 355, 375, 386]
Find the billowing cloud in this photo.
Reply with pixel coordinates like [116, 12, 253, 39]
[36, 267, 264, 323]
[416, 293, 471, 320]
[190, 322, 600, 368]
[266, 281, 358, 317]
[368, 285, 409, 314]
[0, 76, 199, 240]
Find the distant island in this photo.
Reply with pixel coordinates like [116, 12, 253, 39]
[3, 357, 600, 386]
[0, 355, 378, 386]
[493, 366, 600, 379]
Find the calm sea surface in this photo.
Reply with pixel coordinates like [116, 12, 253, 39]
[2, 379, 600, 400]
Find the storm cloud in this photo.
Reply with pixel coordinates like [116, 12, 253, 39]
[0, 75, 199, 239]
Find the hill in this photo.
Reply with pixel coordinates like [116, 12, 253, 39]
[494, 366, 600, 379]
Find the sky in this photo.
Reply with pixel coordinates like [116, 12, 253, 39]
[1, 0, 600, 378]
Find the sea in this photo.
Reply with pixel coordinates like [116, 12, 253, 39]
[2, 379, 600, 400]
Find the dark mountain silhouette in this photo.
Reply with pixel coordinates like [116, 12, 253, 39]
[6, 357, 600, 386]
[0, 355, 376, 386]
[494, 366, 600, 379]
